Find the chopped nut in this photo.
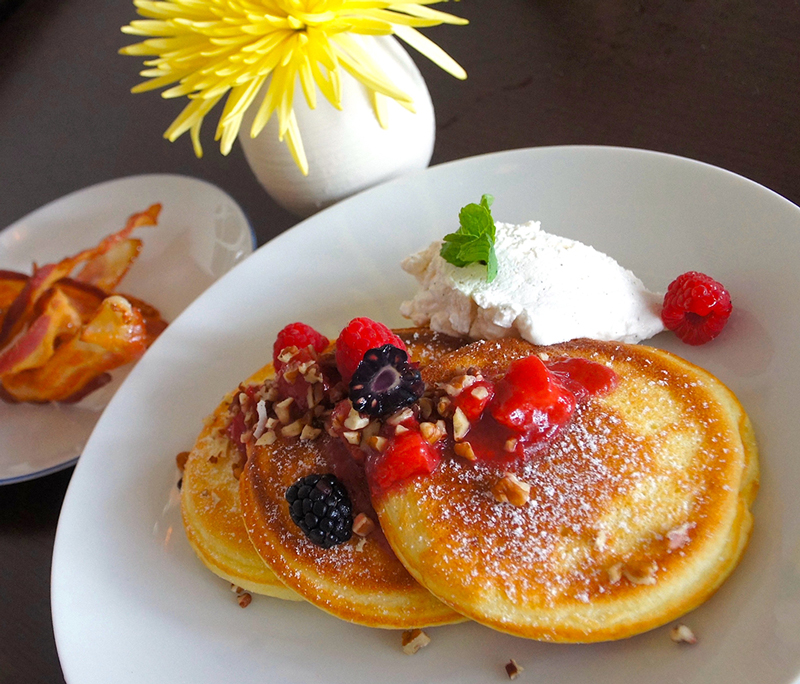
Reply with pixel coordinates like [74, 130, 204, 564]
[263, 385, 279, 402]
[255, 429, 277, 446]
[343, 430, 361, 445]
[669, 624, 697, 644]
[442, 374, 478, 397]
[401, 629, 431, 655]
[367, 435, 388, 453]
[176, 451, 190, 471]
[281, 419, 305, 438]
[418, 396, 434, 419]
[230, 584, 243, 593]
[313, 382, 325, 406]
[265, 417, 278, 429]
[237, 592, 252, 608]
[360, 420, 381, 443]
[306, 385, 316, 409]
[300, 425, 322, 441]
[437, 395, 452, 417]
[452, 407, 470, 441]
[607, 563, 623, 584]
[505, 659, 524, 680]
[623, 562, 658, 586]
[386, 407, 414, 425]
[454, 441, 477, 461]
[420, 420, 447, 444]
[282, 367, 299, 384]
[303, 367, 322, 384]
[352, 513, 376, 537]
[344, 406, 370, 430]
[492, 472, 531, 506]
[504, 438, 518, 453]
[238, 392, 250, 408]
[274, 397, 294, 424]
[471, 385, 490, 401]
[277, 346, 299, 364]
[667, 522, 694, 551]
[355, 536, 367, 552]
[394, 424, 410, 435]
[537, 352, 550, 361]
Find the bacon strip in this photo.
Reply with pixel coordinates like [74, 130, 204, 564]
[1, 296, 150, 403]
[0, 270, 29, 331]
[75, 238, 143, 292]
[0, 205, 168, 403]
[0, 289, 82, 376]
[0, 204, 161, 347]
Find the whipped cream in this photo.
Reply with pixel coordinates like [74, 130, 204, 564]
[400, 220, 665, 346]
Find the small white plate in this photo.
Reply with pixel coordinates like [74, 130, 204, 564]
[52, 148, 800, 684]
[0, 174, 254, 484]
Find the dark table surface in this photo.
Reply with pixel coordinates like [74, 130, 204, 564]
[1, 1, 798, 682]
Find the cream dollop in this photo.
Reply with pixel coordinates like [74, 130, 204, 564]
[400, 220, 665, 346]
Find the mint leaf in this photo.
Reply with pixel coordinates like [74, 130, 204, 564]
[440, 194, 498, 282]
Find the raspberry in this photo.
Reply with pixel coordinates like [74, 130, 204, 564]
[273, 322, 329, 370]
[661, 271, 732, 345]
[368, 430, 440, 492]
[335, 317, 406, 382]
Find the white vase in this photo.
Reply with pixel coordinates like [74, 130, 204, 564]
[238, 35, 435, 218]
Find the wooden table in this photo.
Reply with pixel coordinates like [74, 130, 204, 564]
[1, 1, 798, 681]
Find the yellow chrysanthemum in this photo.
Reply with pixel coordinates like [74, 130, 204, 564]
[120, 0, 467, 175]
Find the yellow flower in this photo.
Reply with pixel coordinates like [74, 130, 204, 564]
[121, 0, 468, 175]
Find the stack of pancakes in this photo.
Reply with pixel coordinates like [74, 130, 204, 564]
[181, 328, 467, 627]
[180, 329, 758, 641]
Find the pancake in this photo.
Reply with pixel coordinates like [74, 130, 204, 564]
[239, 328, 468, 628]
[370, 337, 759, 642]
[180, 363, 301, 599]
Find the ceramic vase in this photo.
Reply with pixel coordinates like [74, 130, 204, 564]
[238, 35, 435, 217]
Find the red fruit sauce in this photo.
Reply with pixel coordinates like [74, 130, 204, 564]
[471, 355, 617, 460]
[451, 379, 495, 421]
[366, 354, 618, 492]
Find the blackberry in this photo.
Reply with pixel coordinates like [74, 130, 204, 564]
[349, 344, 424, 417]
[285, 474, 353, 548]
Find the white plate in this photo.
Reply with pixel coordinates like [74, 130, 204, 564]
[52, 147, 800, 684]
[0, 174, 253, 484]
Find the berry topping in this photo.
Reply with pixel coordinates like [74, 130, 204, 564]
[335, 317, 407, 383]
[452, 379, 495, 422]
[490, 355, 575, 442]
[661, 271, 732, 345]
[368, 430, 441, 492]
[548, 357, 618, 400]
[273, 322, 329, 370]
[349, 344, 424, 417]
[285, 474, 353, 548]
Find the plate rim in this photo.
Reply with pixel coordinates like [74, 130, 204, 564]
[0, 172, 256, 485]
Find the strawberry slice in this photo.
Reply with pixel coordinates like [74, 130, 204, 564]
[368, 430, 440, 492]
